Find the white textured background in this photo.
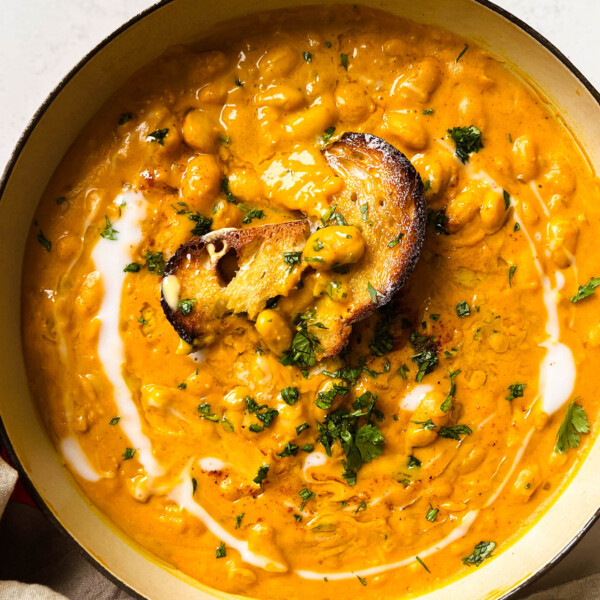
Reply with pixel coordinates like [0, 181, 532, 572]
[1, 0, 599, 596]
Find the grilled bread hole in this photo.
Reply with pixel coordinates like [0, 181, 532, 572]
[217, 248, 241, 287]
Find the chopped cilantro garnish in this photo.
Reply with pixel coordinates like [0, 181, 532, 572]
[216, 542, 226, 558]
[416, 556, 431, 573]
[246, 396, 279, 432]
[242, 208, 265, 224]
[235, 513, 244, 529]
[100, 216, 118, 240]
[221, 177, 237, 203]
[253, 464, 270, 486]
[281, 387, 299, 405]
[509, 265, 517, 286]
[456, 43, 469, 62]
[462, 541, 495, 566]
[124, 262, 141, 273]
[299, 487, 315, 510]
[198, 403, 219, 422]
[440, 369, 461, 412]
[235, 78, 244, 87]
[178, 298, 196, 316]
[571, 277, 600, 303]
[555, 400, 589, 454]
[456, 301, 470, 318]
[315, 382, 350, 410]
[437, 424, 472, 440]
[189, 212, 212, 236]
[426, 505, 439, 522]
[277, 442, 299, 458]
[322, 126, 336, 142]
[178, 382, 187, 390]
[109, 417, 120, 426]
[447, 126, 483, 163]
[122, 447, 136, 460]
[423, 109, 434, 115]
[432, 208, 449, 235]
[410, 331, 439, 382]
[37, 231, 51, 252]
[367, 282, 383, 304]
[514, 222, 521, 232]
[412, 418, 435, 431]
[341, 53, 348, 70]
[191, 477, 197, 494]
[398, 364, 409, 379]
[506, 382, 526, 401]
[144, 250, 165, 276]
[283, 251, 302, 266]
[302, 444, 314, 453]
[357, 576, 367, 586]
[388, 232, 404, 248]
[407, 455, 421, 468]
[296, 422, 310, 435]
[503, 190, 511, 210]
[147, 128, 169, 145]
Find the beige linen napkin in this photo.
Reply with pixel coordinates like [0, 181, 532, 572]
[1, 455, 599, 600]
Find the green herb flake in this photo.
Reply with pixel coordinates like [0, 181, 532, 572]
[283, 251, 302, 266]
[56, 196, 67, 205]
[178, 382, 187, 390]
[408, 454, 422, 468]
[571, 277, 600, 303]
[221, 177, 237, 203]
[503, 190, 511, 210]
[281, 387, 299, 405]
[388, 232, 404, 248]
[122, 447, 136, 460]
[555, 400, 590, 454]
[303, 51, 312, 63]
[341, 53, 348, 70]
[416, 556, 431, 573]
[506, 383, 526, 401]
[462, 541, 496, 566]
[296, 422, 310, 435]
[367, 282, 384, 304]
[302, 444, 314, 453]
[37, 231, 51, 252]
[178, 298, 196, 316]
[357, 576, 367, 586]
[197, 403, 219, 422]
[514, 222, 521, 232]
[423, 109, 434, 115]
[509, 265, 517, 286]
[456, 43, 469, 62]
[109, 417, 121, 426]
[322, 126, 336, 143]
[456, 301, 470, 318]
[398, 364, 409, 380]
[191, 477, 197, 494]
[235, 78, 244, 87]
[438, 424, 472, 440]
[147, 128, 169, 146]
[144, 250, 165, 276]
[100, 216, 118, 240]
[440, 369, 461, 413]
[253, 464, 270, 486]
[426, 505, 439, 522]
[447, 126, 483, 163]
[299, 487, 316, 510]
[242, 208, 265, 224]
[216, 542, 226, 559]
[412, 418, 435, 431]
[325, 41, 332, 48]
[124, 262, 141, 273]
[277, 442, 299, 458]
[235, 513, 244, 529]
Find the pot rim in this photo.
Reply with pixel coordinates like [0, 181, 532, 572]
[1, 1, 599, 599]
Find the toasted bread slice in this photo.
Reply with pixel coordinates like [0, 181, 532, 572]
[161, 220, 310, 346]
[161, 133, 426, 356]
[310, 132, 427, 355]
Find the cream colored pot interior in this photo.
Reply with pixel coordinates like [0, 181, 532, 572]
[2, 0, 600, 598]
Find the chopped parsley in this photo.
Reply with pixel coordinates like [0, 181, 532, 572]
[235, 78, 244, 87]
[410, 331, 439, 382]
[416, 556, 431, 573]
[279, 313, 322, 368]
[398, 364, 409, 379]
[438, 424, 472, 440]
[235, 513, 244, 529]
[357, 576, 367, 586]
[388, 232, 404, 248]
[37, 231, 51, 252]
[555, 400, 590, 454]
[369, 309, 394, 356]
[216, 542, 226, 558]
[456, 301, 470, 318]
[123, 262, 141, 273]
[191, 478, 197, 494]
[367, 282, 384, 304]
[322, 126, 336, 143]
[302, 444, 314, 453]
[198, 403, 218, 422]
[462, 541, 496, 566]
[283, 251, 302, 266]
[423, 108, 434, 115]
[514, 222, 521, 232]
[506, 383, 526, 401]
[246, 396, 279, 432]
[509, 265, 517, 286]
[340, 53, 348, 70]
[456, 43, 469, 62]
[503, 190, 511, 210]
[303, 51, 312, 63]
[281, 386, 299, 405]
[412, 418, 435, 431]
[432, 208, 449, 235]
[189, 212, 213, 236]
[407, 455, 421, 468]
[296, 422, 310, 435]
[322, 204, 348, 226]
[299, 487, 316, 510]
[178, 382, 187, 390]
[360, 203, 373, 226]
[147, 128, 169, 145]
[277, 442, 299, 458]
[315, 382, 350, 410]
[109, 417, 121, 426]
[571, 276, 600, 303]
[100, 216, 118, 240]
[122, 447, 136, 460]
[440, 369, 461, 412]
[447, 126, 483, 163]
[178, 298, 196, 316]
[426, 505, 439, 522]
[144, 250, 165, 276]
[242, 208, 265, 224]
[253, 464, 270, 486]
[221, 177, 237, 203]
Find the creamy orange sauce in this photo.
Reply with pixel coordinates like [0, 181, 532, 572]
[21, 6, 600, 598]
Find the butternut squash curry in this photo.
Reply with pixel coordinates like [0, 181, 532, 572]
[21, 5, 600, 598]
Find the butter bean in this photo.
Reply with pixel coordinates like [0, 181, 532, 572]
[254, 309, 293, 356]
[335, 82, 375, 123]
[480, 189, 507, 233]
[512, 135, 539, 182]
[303, 225, 365, 270]
[383, 111, 428, 149]
[180, 154, 221, 212]
[182, 109, 219, 153]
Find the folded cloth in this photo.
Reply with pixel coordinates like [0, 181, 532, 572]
[1, 455, 599, 600]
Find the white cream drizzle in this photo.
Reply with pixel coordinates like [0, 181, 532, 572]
[161, 275, 181, 311]
[296, 511, 479, 580]
[60, 436, 101, 482]
[198, 457, 229, 472]
[90, 191, 164, 478]
[169, 474, 286, 571]
[399, 384, 434, 411]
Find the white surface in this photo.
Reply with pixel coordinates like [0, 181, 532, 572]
[1, 0, 600, 596]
